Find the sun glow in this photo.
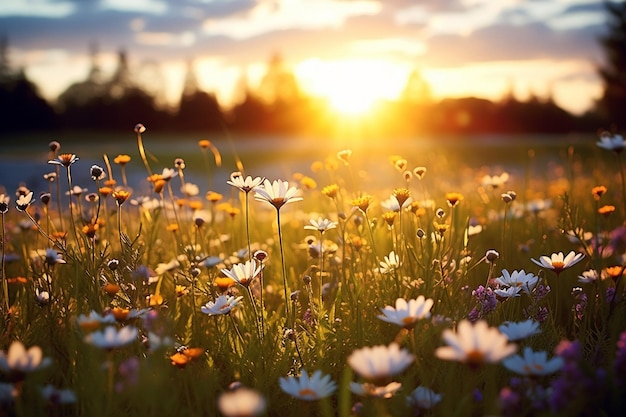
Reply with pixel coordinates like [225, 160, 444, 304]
[295, 58, 411, 116]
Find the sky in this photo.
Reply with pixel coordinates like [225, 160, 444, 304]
[0, 0, 614, 115]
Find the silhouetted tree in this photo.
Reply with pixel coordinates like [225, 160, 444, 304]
[176, 60, 224, 132]
[0, 36, 55, 134]
[57, 47, 169, 131]
[597, 0, 626, 127]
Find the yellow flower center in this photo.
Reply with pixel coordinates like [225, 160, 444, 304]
[298, 388, 318, 398]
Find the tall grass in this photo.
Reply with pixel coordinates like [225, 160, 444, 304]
[0, 130, 625, 417]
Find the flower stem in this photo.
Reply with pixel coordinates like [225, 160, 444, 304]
[276, 210, 291, 327]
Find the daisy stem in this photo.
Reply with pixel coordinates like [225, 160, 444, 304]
[319, 231, 324, 312]
[246, 286, 263, 343]
[618, 153, 626, 215]
[245, 192, 252, 261]
[137, 130, 153, 176]
[65, 166, 81, 250]
[55, 165, 64, 232]
[1, 213, 9, 314]
[258, 262, 266, 340]
[276, 209, 291, 327]
[229, 314, 245, 356]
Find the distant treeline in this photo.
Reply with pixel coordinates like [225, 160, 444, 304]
[0, 70, 605, 138]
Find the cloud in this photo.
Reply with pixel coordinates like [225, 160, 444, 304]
[422, 21, 604, 66]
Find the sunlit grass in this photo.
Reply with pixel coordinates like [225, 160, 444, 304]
[0, 128, 625, 417]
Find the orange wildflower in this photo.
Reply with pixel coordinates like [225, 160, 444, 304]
[104, 283, 120, 296]
[446, 192, 464, 208]
[214, 277, 236, 292]
[591, 185, 607, 201]
[322, 184, 339, 199]
[393, 188, 411, 207]
[352, 194, 373, 213]
[112, 190, 131, 206]
[113, 154, 131, 165]
[206, 191, 223, 203]
[598, 205, 616, 216]
[382, 211, 397, 227]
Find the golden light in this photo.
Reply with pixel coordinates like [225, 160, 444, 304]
[295, 58, 411, 116]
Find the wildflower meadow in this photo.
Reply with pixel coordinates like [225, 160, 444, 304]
[1, 127, 626, 417]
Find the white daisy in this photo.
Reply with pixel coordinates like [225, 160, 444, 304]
[406, 386, 442, 410]
[279, 369, 337, 400]
[435, 320, 517, 368]
[253, 179, 303, 210]
[84, 325, 138, 350]
[347, 343, 414, 380]
[502, 346, 564, 376]
[531, 251, 584, 275]
[200, 295, 244, 316]
[218, 387, 266, 417]
[498, 320, 541, 341]
[0, 341, 52, 375]
[377, 295, 434, 329]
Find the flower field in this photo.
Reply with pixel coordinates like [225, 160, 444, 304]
[1, 127, 626, 417]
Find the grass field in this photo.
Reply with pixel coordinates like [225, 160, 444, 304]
[0, 127, 625, 416]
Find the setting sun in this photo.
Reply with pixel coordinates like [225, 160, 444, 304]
[295, 58, 412, 116]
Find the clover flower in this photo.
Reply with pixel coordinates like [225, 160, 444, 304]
[377, 295, 434, 329]
[435, 319, 517, 368]
[503, 347, 563, 377]
[531, 251, 584, 275]
[200, 294, 244, 316]
[279, 369, 337, 400]
[347, 343, 414, 381]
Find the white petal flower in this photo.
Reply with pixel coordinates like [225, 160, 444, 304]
[377, 296, 434, 328]
[200, 295, 244, 316]
[253, 179, 303, 210]
[498, 320, 541, 341]
[220, 260, 263, 288]
[349, 381, 402, 398]
[279, 369, 337, 400]
[435, 320, 517, 367]
[84, 326, 138, 349]
[379, 251, 400, 274]
[0, 341, 52, 375]
[218, 387, 266, 417]
[227, 172, 264, 193]
[347, 343, 414, 380]
[531, 251, 584, 275]
[406, 386, 442, 410]
[304, 217, 337, 233]
[596, 131, 625, 153]
[495, 269, 539, 294]
[502, 346, 564, 376]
